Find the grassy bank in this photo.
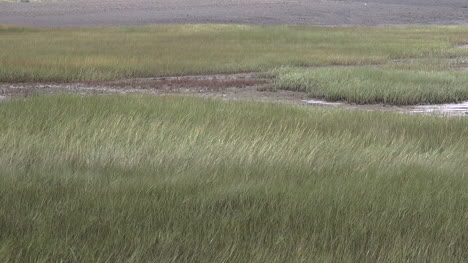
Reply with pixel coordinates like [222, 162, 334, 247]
[1, 25, 468, 82]
[0, 96, 467, 262]
[274, 67, 468, 105]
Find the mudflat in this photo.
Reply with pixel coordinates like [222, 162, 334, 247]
[1, 0, 467, 27]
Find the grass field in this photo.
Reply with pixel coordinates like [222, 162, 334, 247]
[1, 24, 468, 262]
[0, 96, 467, 262]
[1, 25, 468, 83]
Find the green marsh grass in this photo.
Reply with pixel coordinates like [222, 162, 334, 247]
[0, 96, 467, 262]
[1, 25, 468, 82]
[274, 66, 468, 105]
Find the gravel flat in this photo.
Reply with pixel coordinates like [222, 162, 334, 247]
[1, 0, 467, 27]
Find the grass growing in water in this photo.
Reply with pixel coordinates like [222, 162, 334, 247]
[274, 67, 468, 105]
[1, 25, 468, 82]
[0, 96, 467, 262]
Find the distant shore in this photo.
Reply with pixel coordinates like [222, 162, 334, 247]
[1, 0, 467, 27]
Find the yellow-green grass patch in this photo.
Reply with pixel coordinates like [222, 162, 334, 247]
[1, 25, 468, 82]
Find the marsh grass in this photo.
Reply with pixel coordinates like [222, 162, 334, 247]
[1, 25, 468, 82]
[0, 96, 467, 262]
[274, 66, 468, 105]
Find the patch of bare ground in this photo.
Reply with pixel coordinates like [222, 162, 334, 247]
[0, 72, 306, 105]
[1, 71, 467, 116]
[100, 73, 268, 92]
[303, 99, 468, 117]
[455, 65, 468, 72]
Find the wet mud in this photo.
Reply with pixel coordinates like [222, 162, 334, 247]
[1, 72, 467, 117]
[409, 101, 468, 116]
[303, 99, 468, 117]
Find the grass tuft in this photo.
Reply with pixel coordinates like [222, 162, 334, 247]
[274, 66, 468, 105]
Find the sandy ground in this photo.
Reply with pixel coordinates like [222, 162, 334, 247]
[1, 0, 468, 27]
